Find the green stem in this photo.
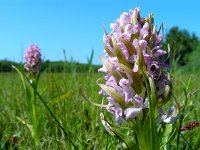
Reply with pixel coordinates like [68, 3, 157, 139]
[136, 121, 146, 150]
[30, 79, 39, 148]
[139, 70, 158, 150]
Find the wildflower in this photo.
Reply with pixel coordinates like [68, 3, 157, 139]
[24, 44, 41, 74]
[98, 7, 175, 125]
[159, 106, 178, 124]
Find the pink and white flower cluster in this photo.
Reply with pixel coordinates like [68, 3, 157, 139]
[98, 7, 174, 125]
[24, 44, 41, 74]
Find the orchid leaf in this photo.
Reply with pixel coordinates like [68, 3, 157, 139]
[103, 25, 109, 36]
[104, 42, 115, 57]
[130, 32, 140, 43]
[112, 127, 139, 150]
[146, 13, 154, 33]
[149, 77, 158, 118]
[80, 89, 107, 108]
[149, 26, 156, 49]
[113, 38, 132, 68]
[100, 57, 121, 81]
[138, 45, 146, 73]
[98, 84, 125, 108]
[121, 38, 136, 55]
[160, 123, 178, 149]
[103, 26, 115, 57]
[100, 112, 116, 137]
[103, 26, 113, 47]
[116, 62, 143, 94]
[100, 113, 139, 150]
[148, 77, 159, 149]
[158, 124, 165, 144]
[131, 10, 138, 26]
[143, 115, 152, 149]
[161, 123, 172, 148]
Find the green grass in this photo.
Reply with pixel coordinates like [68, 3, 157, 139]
[0, 72, 120, 149]
[0, 68, 200, 149]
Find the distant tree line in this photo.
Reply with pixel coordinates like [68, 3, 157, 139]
[0, 27, 199, 72]
[0, 60, 101, 73]
[0, 60, 19, 72]
[163, 26, 199, 66]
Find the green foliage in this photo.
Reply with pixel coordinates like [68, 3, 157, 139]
[0, 72, 120, 149]
[163, 26, 199, 66]
[0, 60, 19, 72]
[171, 69, 200, 149]
[0, 59, 101, 73]
[182, 43, 200, 72]
[0, 68, 200, 149]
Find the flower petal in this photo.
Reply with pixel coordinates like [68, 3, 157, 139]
[124, 107, 142, 120]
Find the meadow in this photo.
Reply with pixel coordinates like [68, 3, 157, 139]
[0, 69, 122, 149]
[0, 64, 200, 149]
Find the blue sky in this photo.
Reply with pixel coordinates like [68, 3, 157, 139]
[0, 0, 200, 65]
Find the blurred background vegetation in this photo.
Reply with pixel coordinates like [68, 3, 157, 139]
[163, 26, 199, 66]
[0, 26, 199, 73]
[0, 59, 101, 73]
